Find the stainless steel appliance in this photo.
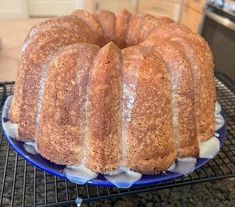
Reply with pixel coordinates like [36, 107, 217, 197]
[201, 0, 235, 82]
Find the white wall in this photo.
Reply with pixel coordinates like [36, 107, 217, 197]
[0, 0, 28, 18]
[0, 0, 89, 18]
[27, 0, 94, 17]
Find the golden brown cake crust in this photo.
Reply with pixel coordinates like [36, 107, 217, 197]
[10, 28, 91, 141]
[122, 45, 176, 174]
[86, 42, 122, 173]
[139, 15, 174, 42]
[142, 39, 199, 158]
[38, 43, 99, 166]
[126, 14, 173, 46]
[179, 25, 216, 141]
[144, 22, 215, 142]
[178, 25, 215, 141]
[94, 10, 116, 44]
[71, 10, 105, 46]
[125, 14, 155, 47]
[25, 15, 96, 44]
[115, 9, 131, 48]
[126, 14, 144, 46]
[10, 10, 216, 175]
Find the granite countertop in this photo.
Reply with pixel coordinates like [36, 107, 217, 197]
[83, 179, 235, 207]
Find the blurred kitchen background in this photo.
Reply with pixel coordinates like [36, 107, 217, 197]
[0, 0, 235, 81]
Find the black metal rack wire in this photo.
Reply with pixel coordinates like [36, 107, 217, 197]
[0, 72, 234, 207]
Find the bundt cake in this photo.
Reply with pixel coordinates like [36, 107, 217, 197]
[9, 9, 216, 174]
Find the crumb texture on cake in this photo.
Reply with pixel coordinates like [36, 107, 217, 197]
[9, 9, 216, 174]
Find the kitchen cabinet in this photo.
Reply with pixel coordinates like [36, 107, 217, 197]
[27, 0, 78, 16]
[96, 0, 136, 13]
[17, 0, 207, 32]
[180, 0, 207, 33]
[138, 0, 183, 22]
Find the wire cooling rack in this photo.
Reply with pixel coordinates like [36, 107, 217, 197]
[0, 72, 234, 207]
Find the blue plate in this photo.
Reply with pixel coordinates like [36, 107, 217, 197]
[2, 96, 227, 188]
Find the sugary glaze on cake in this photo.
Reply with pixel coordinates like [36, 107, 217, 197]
[122, 45, 176, 173]
[86, 42, 122, 172]
[38, 43, 100, 165]
[141, 22, 215, 142]
[142, 39, 199, 158]
[10, 29, 91, 141]
[9, 9, 216, 174]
